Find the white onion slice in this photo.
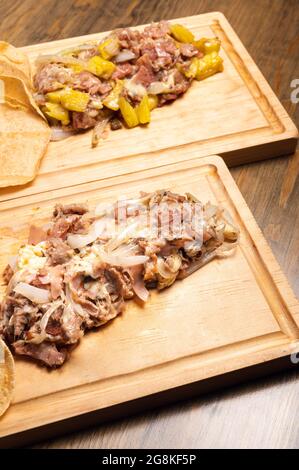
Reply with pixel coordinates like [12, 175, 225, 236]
[14, 282, 50, 304]
[67, 219, 107, 249]
[147, 81, 172, 94]
[99, 250, 148, 267]
[132, 278, 149, 302]
[115, 49, 136, 62]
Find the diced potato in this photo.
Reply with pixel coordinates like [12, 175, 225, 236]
[98, 37, 119, 60]
[193, 37, 221, 54]
[195, 52, 223, 81]
[170, 24, 194, 43]
[69, 63, 85, 73]
[203, 38, 221, 54]
[103, 80, 123, 110]
[183, 57, 199, 79]
[119, 97, 139, 128]
[192, 37, 208, 52]
[60, 89, 90, 112]
[46, 88, 69, 104]
[148, 94, 158, 110]
[43, 102, 70, 125]
[136, 94, 151, 124]
[88, 55, 116, 79]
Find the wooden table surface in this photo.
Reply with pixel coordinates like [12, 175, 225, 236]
[1, 0, 298, 449]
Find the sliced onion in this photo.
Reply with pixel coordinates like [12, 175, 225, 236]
[115, 49, 136, 63]
[14, 282, 50, 304]
[132, 277, 149, 302]
[67, 219, 107, 249]
[51, 127, 77, 141]
[147, 81, 172, 94]
[99, 249, 148, 267]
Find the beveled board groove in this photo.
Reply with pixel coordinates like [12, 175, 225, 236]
[0, 155, 298, 444]
[0, 12, 297, 203]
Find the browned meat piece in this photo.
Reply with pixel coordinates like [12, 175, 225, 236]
[105, 267, 134, 300]
[72, 71, 112, 95]
[2, 264, 13, 284]
[54, 203, 88, 217]
[49, 204, 89, 239]
[112, 62, 135, 80]
[45, 307, 64, 337]
[1, 295, 39, 342]
[133, 64, 156, 87]
[142, 21, 170, 39]
[49, 216, 80, 240]
[72, 112, 98, 130]
[115, 28, 142, 56]
[13, 341, 67, 367]
[110, 117, 122, 130]
[34, 64, 72, 93]
[11, 308, 28, 338]
[180, 43, 199, 57]
[46, 238, 72, 265]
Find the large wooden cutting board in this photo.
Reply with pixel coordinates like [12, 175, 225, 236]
[0, 155, 298, 447]
[0, 12, 297, 203]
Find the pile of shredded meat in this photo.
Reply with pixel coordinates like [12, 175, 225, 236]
[0, 190, 238, 367]
[33, 21, 223, 144]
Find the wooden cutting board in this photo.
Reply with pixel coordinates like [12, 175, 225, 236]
[0, 154, 298, 447]
[0, 12, 297, 203]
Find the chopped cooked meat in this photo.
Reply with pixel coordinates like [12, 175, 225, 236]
[1, 190, 238, 368]
[142, 21, 170, 39]
[72, 71, 112, 95]
[33, 21, 223, 142]
[180, 43, 199, 57]
[72, 112, 97, 130]
[112, 62, 135, 80]
[3, 264, 14, 284]
[13, 341, 67, 367]
[47, 238, 72, 265]
[34, 63, 72, 94]
[54, 203, 88, 217]
[49, 204, 88, 239]
[110, 117, 122, 130]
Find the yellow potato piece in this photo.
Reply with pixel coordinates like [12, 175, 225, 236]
[119, 97, 139, 128]
[88, 56, 116, 79]
[136, 94, 151, 124]
[170, 24, 194, 43]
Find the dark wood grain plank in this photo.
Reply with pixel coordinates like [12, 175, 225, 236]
[0, 0, 298, 449]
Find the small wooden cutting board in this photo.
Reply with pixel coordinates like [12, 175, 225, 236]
[0, 12, 297, 202]
[0, 155, 298, 447]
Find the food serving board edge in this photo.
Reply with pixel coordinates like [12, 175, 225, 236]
[0, 12, 297, 203]
[0, 154, 298, 447]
